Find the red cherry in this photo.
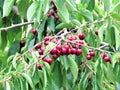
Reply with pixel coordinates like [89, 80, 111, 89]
[38, 64, 43, 70]
[62, 48, 67, 54]
[71, 48, 77, 54]
[41, 47, 46, 51]
[44, 41, 49, 45]
[56, 44, 62, 50]
[67, 36, 73, 40]
[76, 49, 82, 55]
[50, 9, 55, 15]
[68, 48, 72, 54]
[103, 57, 111, 62]
[47, 13, 51, 18]
[20, 40, 25, 47]
[72, 36, 77, 40]
[64, 44, 69, 50]
[86, 54, 92, 60]
[95, 30, 99, 35]
[89, 51, 95, 57]
[56, 50, 61, 56]
[101, 53, 107, 58]
[55, 15, 59, 20]
[31, 29, 38, 35]
[78, 33, 85, 40]
[43, 58, 52, 64]
[36, 43, 42, 49]
[51, 48, 57, 54]
[39, 50, 43, 55]
[52, 54, 58, 59]
[79, 40, 84, 45]
[44, 36, 50, 41]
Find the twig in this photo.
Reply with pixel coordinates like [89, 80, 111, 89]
[0, 77, 12, 83]
[0, 22, 34, 31]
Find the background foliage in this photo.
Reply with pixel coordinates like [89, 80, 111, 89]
[0, 0, 120, 90]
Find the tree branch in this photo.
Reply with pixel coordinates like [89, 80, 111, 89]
[0, 22, 34, 31]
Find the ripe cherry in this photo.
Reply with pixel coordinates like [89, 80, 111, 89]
[71, 48, 77, 54]
[47, 13, 51, 18]
[68, 48, 72, 54]
[44, 41, 49, 45]
[39, 50, 43, 55]
[72, 36, 77, 40]
[43, 58, 52, 64]
[52, 54, 58, 59]
[67, 36, 73, 40]
[76, 49, 82, 55]
[78, 33, 85, 40]
[86, 54, 92, 60]
[56, 44, 62, 50]
[101, 53, 107, 58]
[31, 29, 38, 35]
[89, 51, 95, 57]
[64, 44, 69, 50]
[95, 30, 99, 35]
[36, 43, 42, 49]
[50, 9, 55, 15]
[103, 57, 111, 62]
[41, 47, 46, 51]
[20, 40, 25, 47]
[62, 48, 67, 54]
[55, 15, 59, 20]
[38, 64, 43, 70]
[44, 36, 50, 41]
[51, 48, 57, 54]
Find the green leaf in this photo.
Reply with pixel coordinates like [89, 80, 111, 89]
[9, 40, 20, 55]
[43, 69, 47, 88]
[6, 82, 10, 90]
[111, 13, 120, 21]
[87, 0, 95, 11]
[3, 0, 15, 17]
[17, 0, 31, 18]
[54, 0, 69, 23]
[111, 1, 120, 12]
[104, 0, 111, 12]
[48, 16, 55, 32]
[27, 2, 39, 21]
[43, 0, 50, 15]
[98, 24, 105, 42]
[79, 9, 93, 22]
[72, 19, 81, 26]
[44, 42, 56, 54]
[113, 25, 120, 50]
[66, 0, 77, 11]
[12, 53, 19, 69]
[115, 82, 120, 90]
[21, 73, 35, 90]
[68, 56, 78, 83]
[56, 23, 75, 29]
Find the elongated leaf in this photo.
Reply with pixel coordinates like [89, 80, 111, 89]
[79, 9, 93, 22]
[56, 23, 75, 29]
[22, 73, 35, 90]
[3, 0, 15, 17]
[43, 69, 47, 88]
[27, 2, 39, 21]
[104, 0, 110, 12]
[43, 0, 50, 15]
[68, 56, 78, 83]
[54, 0, 69, 23]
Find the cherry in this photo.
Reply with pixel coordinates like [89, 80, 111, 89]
[31, 29, 38, 35]
[101, 53, 107, 58]
[76, 49, 82, 55]
[51, 48, 57, 54]
[52, 54, 58, 59]
[89, 51, 95, 57]
[44, 36, 50, 41]
[44, 41, 49, 45]
[62, 48, 67, 54]
[39, 50, 43, 55]
[36, 43, 42, 49]
[41, 47, 46, 51]
[95, 30, 99, 35]
[71, 48, 77, 54]
[64, 44, 69, 50]
[38, 64, 43, 70]
[67, 36, 73, 40]
[68, 48, 72, 54]
[55, 15, 59, 20]
[103, 57, 111, 63]
[20, 40, 25, 47]
[56, 44, 62, 50]
[72, 36, 77, 40]
[56, 50, 61, 56]
[47, 13, 51, 18]
[50, 9, 55, 15]
[43, 58, 52, 64]
[86, 54, 92, 60]
[78, 33, 85, 40]
[79, 40, 84, 45]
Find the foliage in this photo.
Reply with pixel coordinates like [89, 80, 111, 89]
[0, 0, 120, 90]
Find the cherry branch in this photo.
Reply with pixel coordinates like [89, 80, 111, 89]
[0, 22, 34, 31]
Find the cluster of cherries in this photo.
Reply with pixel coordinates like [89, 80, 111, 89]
[20, 29, 111, 70]
[47, 0, 59, 20]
